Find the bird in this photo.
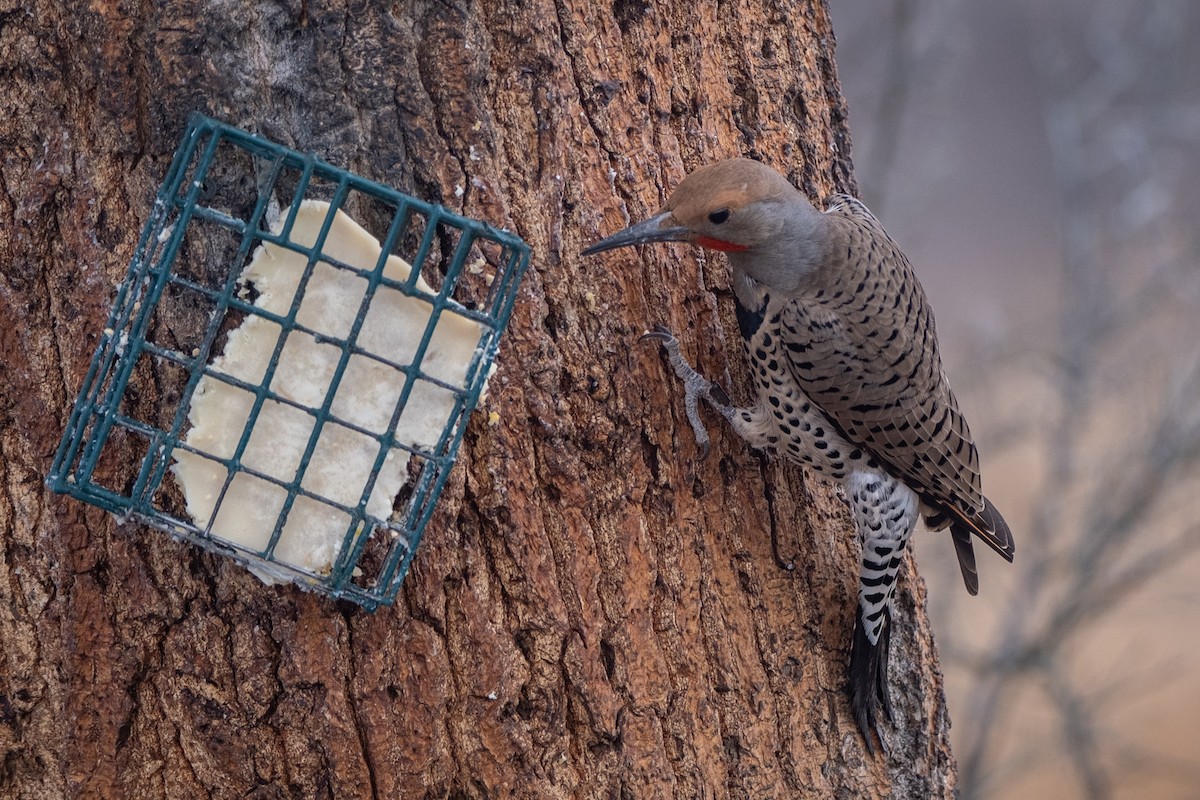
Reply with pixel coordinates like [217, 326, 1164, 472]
[582, 158, 1014, 753]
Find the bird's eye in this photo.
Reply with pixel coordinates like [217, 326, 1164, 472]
[708, 208, 731, 224]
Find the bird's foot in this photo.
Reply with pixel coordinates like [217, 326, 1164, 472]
[849, 611, 894, 757]
[641, 325, 730, 458]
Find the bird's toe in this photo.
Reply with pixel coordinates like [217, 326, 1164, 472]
[639, 324, 677, 345]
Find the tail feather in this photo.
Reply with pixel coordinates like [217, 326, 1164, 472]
[948, 525, 980, 596]
[923, 495, 1013, 593]
[849, 608, 893, 756]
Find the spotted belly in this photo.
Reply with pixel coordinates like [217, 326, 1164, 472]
[744, 341, 878, 484]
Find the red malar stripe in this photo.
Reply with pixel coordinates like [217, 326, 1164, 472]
[695, 236, 749, 252]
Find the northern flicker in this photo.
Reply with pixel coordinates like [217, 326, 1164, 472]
[583, 158, 1014, 753]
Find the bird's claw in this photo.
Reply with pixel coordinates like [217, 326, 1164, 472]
[641, 324, 719, 459]
[638, 324, 677, 345]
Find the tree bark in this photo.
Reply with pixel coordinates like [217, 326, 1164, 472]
[0, 0, 956, 797]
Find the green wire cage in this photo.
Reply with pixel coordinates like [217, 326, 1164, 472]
[48, 114, 531, 610]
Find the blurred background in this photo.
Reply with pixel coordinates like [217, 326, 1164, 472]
[829, 1, 1200, 797]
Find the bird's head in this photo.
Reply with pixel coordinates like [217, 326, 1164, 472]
[582, 158, 830, 293]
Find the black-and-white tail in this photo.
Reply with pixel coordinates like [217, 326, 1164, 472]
[846, 471, 919, 753]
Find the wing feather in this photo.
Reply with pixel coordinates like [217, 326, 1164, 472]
[776, 196, 1012, 565]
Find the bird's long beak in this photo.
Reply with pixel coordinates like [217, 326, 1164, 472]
[581, 211, 692, 256]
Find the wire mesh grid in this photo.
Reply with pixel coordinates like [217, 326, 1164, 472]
[48, 114, 530, 609]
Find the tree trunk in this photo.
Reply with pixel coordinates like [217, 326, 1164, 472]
[0, 0, 955, 797]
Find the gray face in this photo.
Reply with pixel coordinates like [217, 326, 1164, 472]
[721, 198, 832, 295]
[582, 158, 833, 295]
[663, 160, 832, 294]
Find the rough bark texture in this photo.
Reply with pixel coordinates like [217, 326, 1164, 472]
[0, 0, 956, 797]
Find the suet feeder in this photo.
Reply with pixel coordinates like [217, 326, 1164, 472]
[48, 114, 530, 610]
